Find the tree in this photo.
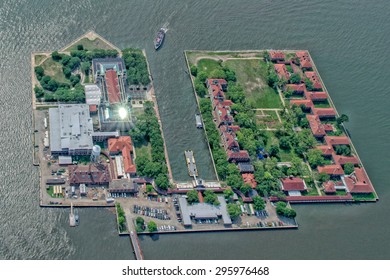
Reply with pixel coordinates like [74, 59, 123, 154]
[34, 85, 44, 98]
[154, 173, 169, 190]
[197, 71, 208, 84]
[70, 74, 80, 86]
[279, 136, 291, 150]
[317, 172, 330, 183]
[146, 184, 154, 193]
[51, 51, 62, 61]
[335, 145, 351, 156]
[81, 61, 91, 75]
[209, 69, 226, 79]
[147, 221, 157, 232]
[77, 44, 84, 50]
[187, 189, 199, 204]
[307, 149, 325, 168]
[204, 190, 219, 205]
[240, 184, 252, 196]
[336, 114, 349, 125]
[304, 78, 314, 91]
[63, 67, 72, 79]
[190, 65, 198, 76]
[195, 81, 207, 97]
[136, 217, 144, 225]
[223, 188, 234, 199]
[269, 145, 280, 158]
[343, 162, 354, 175]
[253, 196, 266, 211]
[34, 66, 44, 80]
[289, 73, 301, 84]
[227, 203, 241, 219]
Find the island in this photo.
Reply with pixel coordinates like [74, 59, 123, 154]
[31, 32, 378, 260]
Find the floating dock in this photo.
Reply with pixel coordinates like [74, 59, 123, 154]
[69, 203, 77, 227]
[184, 150, 198, 177]
[195, 114, 203, 128]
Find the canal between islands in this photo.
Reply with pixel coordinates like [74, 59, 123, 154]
[0, 0, 389, 260]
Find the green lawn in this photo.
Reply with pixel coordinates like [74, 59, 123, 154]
[224, 59, 282, 108]
[352, 193, 377, 201]
[65, 37, 114, 51]
[35, 54, 47, 65]
[135, 143, 152, 160]
[41, 57, 70, 84]
[197, 58, 222, 76]
[314, 100, 331, 108]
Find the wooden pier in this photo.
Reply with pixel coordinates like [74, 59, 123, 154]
[184, 150, 198, 177]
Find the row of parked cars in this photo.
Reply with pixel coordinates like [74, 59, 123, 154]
[133, 205, 171, 220]
[158, 225, 176, 232]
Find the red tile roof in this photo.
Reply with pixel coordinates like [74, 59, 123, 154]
[345, 168, 374, 193]
[312, 108, 336, 118]
[89, 104, 97, 112]
[333, 154, 360, 165]
[108, 136, 136, 174]
[207, 78, 227, 87]
[296, 51, 312, 69]
[304, 71, 322, 90]
[274, 64, 290, 81]
[304, 91, 328, 101]
[214, 104, 233, 125]
[242, 173, 257, 189]
[280, 177, 307, 191]
[221, 100, 234, 107]
[105, 69, 121, 104]
[227, 150, 250, 162]
[317, 164, 344, 176]
[222, 131, 239, 150]
[198, 191, 204, 203]
[210, 84, 226, 100]
[290, 99, 314, 109]
[325, 136, 350, 146]
[316, 145, 334, 156]
[323, 181, 336, 194]
[286, 83, 306, 93]
[68, 164, 111, 185]
[307, 114, 326, 137]
[323, 124, 333, 132]
[269, 51, 285, 61]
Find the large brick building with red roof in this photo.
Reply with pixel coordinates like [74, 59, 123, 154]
[280, 177, 307, 192]
[318, 164, 344, 176]
[108, 136, 137, 176]
[274, 64, 290, 81]
[344, 168, 374, 194]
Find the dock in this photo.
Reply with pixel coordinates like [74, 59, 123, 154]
[69, 203, 77, 227]
[130, 231, 144, 260]
[184, 150, 198, 177]
[195, 114, 203, 128]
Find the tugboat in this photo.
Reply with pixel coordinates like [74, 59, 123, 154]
[154, 28, 166, 50]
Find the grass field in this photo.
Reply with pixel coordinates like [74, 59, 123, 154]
[224, 59, 282, 108]
[65, 37, 114, 51]
[34, 54, 47, 65]
[255, 110, 280, 129]
[41, 57, 69, 84]
[135, 143, 152, 160]
[197, 58, 221, 76]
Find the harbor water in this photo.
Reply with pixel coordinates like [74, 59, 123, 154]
[0, 0, 389, 259]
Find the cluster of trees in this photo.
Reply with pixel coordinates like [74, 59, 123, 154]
[253, 196, 266, 211]
[190, 62, 237, 98]
[203, 190, 220, 206]
[253, 159, 286, 198]
[122, 48, 150, 85]
[116, 203, 127, 232]
[227, 203, 241, 219]
[147, 221, 157, 232]
[130, 102, 170, 190]
[289, 73, 301, 84]
[135, 217, 145, 233]
[275, 201, 297, 218]
[187, 189, 199, 204]
[343, 162, 355, 175]
[34, 65, 85, 102]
